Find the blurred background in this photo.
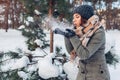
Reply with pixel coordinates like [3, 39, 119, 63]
[0, 0, 120, 31]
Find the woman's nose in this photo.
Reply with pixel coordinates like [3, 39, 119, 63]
[73, 18, 75, 23]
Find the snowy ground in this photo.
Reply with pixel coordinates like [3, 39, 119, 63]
[0, 29, 120, 80]
[0, 29, 28, 52]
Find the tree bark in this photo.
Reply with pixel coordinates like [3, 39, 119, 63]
[49, 0, 54, 53]
[4, 1, 10, 32]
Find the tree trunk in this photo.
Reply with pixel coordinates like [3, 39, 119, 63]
[4, 1, 10, 32]
[49, 0, 54, 53]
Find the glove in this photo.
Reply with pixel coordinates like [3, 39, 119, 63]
[54, 28, 65, 35]
[54, 28, 75, 38]
[64, 29, 75, 38]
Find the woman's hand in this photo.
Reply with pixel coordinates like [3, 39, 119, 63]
[75, 27, 83, 37]
[70, 50, 77, 61]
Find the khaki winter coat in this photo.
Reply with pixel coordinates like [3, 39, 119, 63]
[64, 27, 110, 80]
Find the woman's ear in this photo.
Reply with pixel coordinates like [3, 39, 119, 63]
[81, 17, 88, 27]
[82, 21, 89, 27]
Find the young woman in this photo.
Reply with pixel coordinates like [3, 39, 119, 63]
[64, 5, 110, 80]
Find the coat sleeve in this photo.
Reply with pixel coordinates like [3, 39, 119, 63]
[69, 28, 105, 60]
[64, 37, 74, 54]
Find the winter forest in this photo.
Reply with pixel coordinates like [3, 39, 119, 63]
[0, 0, 120, 80]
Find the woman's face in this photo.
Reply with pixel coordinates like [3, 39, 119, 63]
[73, 13, 82, 28]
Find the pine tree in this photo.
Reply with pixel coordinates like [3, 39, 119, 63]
[21, 17, 49, 51]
